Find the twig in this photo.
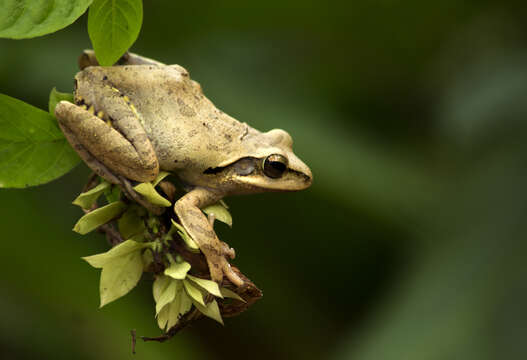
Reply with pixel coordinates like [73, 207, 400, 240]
[141, 309, 202, 343]
[131, 329, 137, 354]
[97, 223, 124, 246]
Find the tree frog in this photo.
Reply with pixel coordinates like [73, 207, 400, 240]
[55, 51, 313, 287]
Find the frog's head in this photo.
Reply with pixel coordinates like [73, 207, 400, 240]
[209, 129, 312, 194]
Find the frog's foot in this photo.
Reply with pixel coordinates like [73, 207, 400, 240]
[201, 244, 243, 287]
[221, 242, 236, 259]
[207, 214, 236, 259]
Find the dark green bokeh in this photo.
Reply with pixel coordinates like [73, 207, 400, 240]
[1, 1, 527, 359]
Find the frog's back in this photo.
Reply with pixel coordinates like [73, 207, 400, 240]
[81, 65, 253, 173]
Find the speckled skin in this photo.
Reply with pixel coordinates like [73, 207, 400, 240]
[54, 52, 312, 286]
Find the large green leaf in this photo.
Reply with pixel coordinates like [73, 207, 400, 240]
[88, 0, 143, 66]
[0, 94, 81, 188]
[0, 0, 93, 39]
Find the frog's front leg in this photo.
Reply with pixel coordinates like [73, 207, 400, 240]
[174, 187, 243, 287]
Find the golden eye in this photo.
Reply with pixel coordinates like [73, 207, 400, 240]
[263, 154, 288, 179]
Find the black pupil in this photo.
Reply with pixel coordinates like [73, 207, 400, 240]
[264, 159, 286, 178]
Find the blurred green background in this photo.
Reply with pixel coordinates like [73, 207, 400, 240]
[1, 1, 527, 359]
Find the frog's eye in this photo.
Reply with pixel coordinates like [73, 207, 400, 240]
[263, 154, 288, 179]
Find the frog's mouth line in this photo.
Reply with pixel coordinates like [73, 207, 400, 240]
[288, 169, 312, 184]
[203, 164, 311, 188]
[203, 166, 224, 175]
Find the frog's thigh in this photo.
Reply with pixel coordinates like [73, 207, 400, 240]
[87, 83, 159, 176]
[55, 101, 158, 182]
[59, 121, 121, 184]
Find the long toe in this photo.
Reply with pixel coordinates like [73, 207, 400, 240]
[224, 263, 244, 287]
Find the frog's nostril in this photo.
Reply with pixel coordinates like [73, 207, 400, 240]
[302, 173, 313, 188]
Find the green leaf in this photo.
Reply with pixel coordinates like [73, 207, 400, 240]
[183, 279, 205, 306]
[168, 287, 192, 330]
[153, 275, 171, 303]
[48, 88, 73, 115]
[104, 184, 121, 203]
[187, 275, 222, 298]
[157, 285, 192, 331]
[72, 181, 110, 209]
[171, 219, 200, 252]
[220, 288, 246, 303]
[83, 239, 147, 268]
[202, 202, 232, 227]
[118, 206, 145, 239]
[88, 0, 143, 66]
[155, 280, 179, 315]
[99, 249, 143, 307]
[73, 201, 126, 235]
[192, 298, 224, 325]
[142, 248, 153, 271]
[0, 0, 93, 39]
[152, 171, 170, 187]
[134, 182, 172, 207]
[0, 94, 81, 188]
[156, 303, 170, 330]
[164, 261, 191, 280]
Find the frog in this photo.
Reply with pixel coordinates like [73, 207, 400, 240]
[55, 50, 313, 287]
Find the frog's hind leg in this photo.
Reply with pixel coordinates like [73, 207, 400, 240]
[55, 100, 158, 182]
[57, 102, 164, 214]
[59, 122, 121, 185]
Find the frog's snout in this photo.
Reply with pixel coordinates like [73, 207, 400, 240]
[296, 162, 313, 190]
[287, 152, 313, 191]
[303, 166, 313, 187]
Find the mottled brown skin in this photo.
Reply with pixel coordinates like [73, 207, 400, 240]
[55, 51, 312, 286]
